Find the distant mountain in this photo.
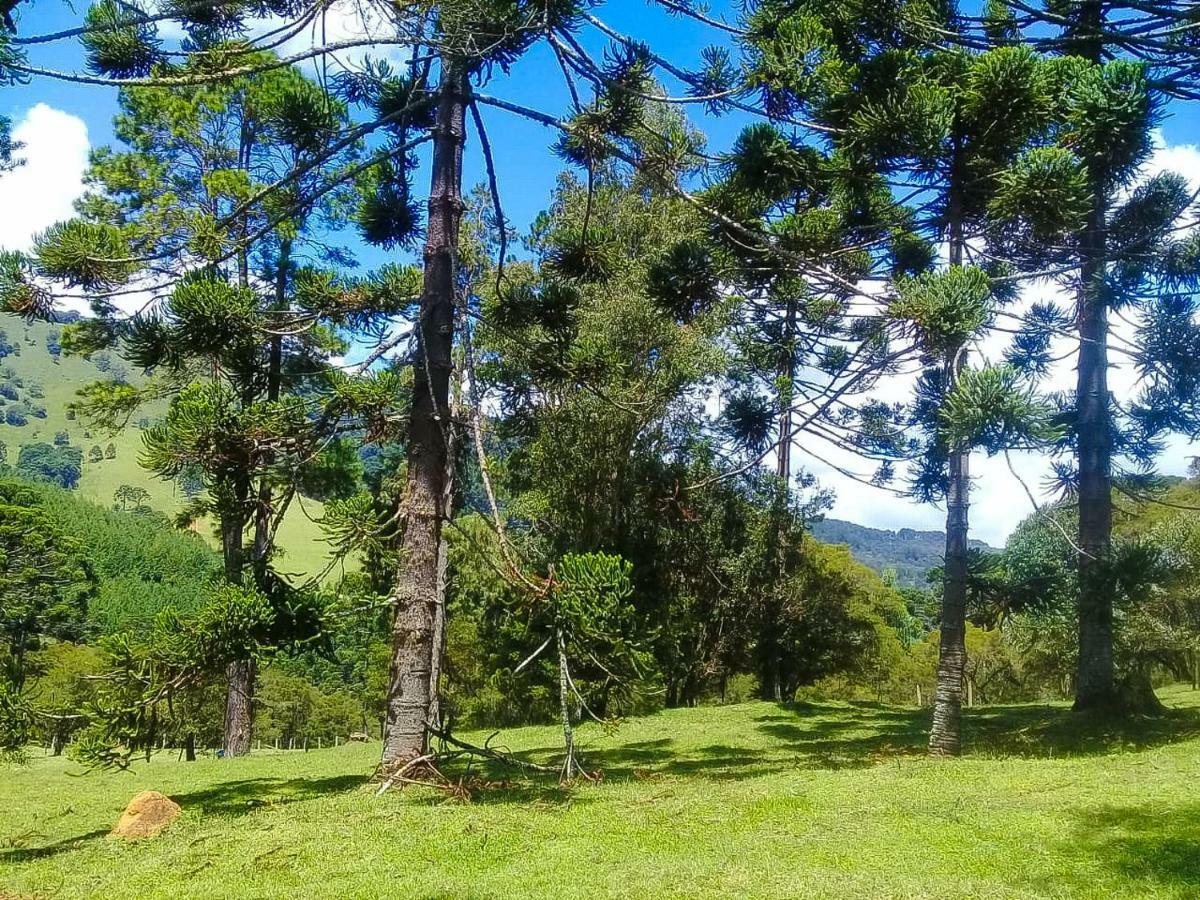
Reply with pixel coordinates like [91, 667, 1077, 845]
[808, 517, 999, 588]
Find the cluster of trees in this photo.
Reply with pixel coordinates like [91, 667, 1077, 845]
[0, 0, 1197, 776]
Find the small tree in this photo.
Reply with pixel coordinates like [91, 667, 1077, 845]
[113, 484, 149, 511]
[519, 553, 644, 781]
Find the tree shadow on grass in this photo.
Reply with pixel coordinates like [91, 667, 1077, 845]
[167, 773, 368, 817]
[1043, 803, 1200, 897]
[0, 828, 109, 863]
[457, 697, 1200, 798]
[756, 698, 1200, 764]
[963, 703, 1200, 758]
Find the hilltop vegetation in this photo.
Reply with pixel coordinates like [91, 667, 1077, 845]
[809, 518, 999, 587]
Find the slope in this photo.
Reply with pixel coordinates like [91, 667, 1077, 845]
[0, 314, 336, 581]
[809, 517, 999, 587]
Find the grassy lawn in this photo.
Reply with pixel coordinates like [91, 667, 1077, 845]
[4, 686, 1200, 898]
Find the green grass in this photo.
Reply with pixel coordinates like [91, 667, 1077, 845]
[0, 315, 335, 582]
[5, 685, 1200, 899]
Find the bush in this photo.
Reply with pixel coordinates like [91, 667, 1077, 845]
[253, 671, 366, 747]
[16, 443, 83, 489]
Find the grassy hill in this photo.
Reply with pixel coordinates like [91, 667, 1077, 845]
[810, 517, 999, 587]
[4, 686, 1200, 898]
[0, 314, 336, 582]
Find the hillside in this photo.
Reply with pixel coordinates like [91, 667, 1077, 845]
[0, 314, 335, 581]
[3, 687, 1200, 898]
[25, 479, 219, 632]
[809, 517, 999, 587]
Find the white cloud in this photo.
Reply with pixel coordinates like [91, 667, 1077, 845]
[0, 104, 90, 254]
[1143, 130, 1200, 192]
[801, 135, 1200, 547]
[251, 1, 406, 72]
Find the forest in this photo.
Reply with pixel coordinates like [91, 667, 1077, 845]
[1, 0, 1199, 896]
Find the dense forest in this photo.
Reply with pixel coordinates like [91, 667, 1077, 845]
[0, 0, 1196, 805]
[808, 518, 998, 587]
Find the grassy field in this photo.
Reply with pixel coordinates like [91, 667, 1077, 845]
[0, 315, 336, 581]
[4, 686, 1200, 899]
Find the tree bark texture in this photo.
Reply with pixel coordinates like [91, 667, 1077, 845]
[929, 442, 970, 756]
[1073, 185, 1117, 711]
[381, 58, 468, 767]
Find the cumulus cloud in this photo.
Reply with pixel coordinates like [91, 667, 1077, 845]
[804, 135, 1200, 547]
[0, 104, 90, 253]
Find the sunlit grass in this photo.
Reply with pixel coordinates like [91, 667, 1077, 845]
[3, 686, 1200, 898]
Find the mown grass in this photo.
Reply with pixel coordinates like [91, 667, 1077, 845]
[5, 686, 1200, 899]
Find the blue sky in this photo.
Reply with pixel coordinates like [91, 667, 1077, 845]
[4, 1, 752, 253]
[2, 2, 1199, 543]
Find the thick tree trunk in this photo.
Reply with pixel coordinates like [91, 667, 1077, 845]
[185, 731, 196, 762]
[381, 59, 468, 768]
[929, 174, 971, 758]
[224, 656, 256, 756]
[1067, 0, 1122, 713]
[1116, 667, 1164, 714]
[220, 476, 255, 756]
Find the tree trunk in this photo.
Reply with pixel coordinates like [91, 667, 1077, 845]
[1116, 667, 1165, 714]
[185, 732, 196, 762]
[1073, 184, 1117, 711]
[381, 58, 468, 768]
[929, 444, 970, 756]
[557, 624, 578, 781]
[427, 347, 462, 733]
[776, 295, 797, 485]
[757, 294, 797, 706]
[1067, 0, 1119, 714]
[224, 656, 256, 756]
[929, 169, 970, 758]
[220, 482, 255, 756]
[251, 239, 287, 588]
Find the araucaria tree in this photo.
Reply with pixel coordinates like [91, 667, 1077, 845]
[2, 46, 368, 755]
[992, 0, 1200, 709]
[735, 2, 1064, 751]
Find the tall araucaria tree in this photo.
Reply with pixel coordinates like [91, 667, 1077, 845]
[0, 46, 387, 756]
[989, 0, 1200, 710]
[735, 2, 1068, 748]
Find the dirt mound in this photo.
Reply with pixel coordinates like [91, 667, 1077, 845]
[110, 790, 181, 840]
